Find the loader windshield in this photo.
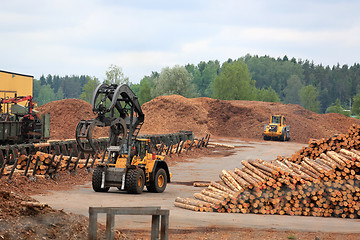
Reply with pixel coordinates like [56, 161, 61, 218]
[271, 116, 281, 124]
[135, 140, 148, 160]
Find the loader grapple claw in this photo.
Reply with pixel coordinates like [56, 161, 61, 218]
[75, 120, 99, 153]
[76, 83, 144, 164]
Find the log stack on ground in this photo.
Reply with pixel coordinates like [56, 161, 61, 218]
[155, 137, 210, 156]
[175, 125, 360, 218]
[288, 124, 360, 164]
[2, 152, 101, 176]
[1, 135, 209, 178]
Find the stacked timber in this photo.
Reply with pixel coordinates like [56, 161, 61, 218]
[2, 152, 101, 176]
[174, 148, 360, 218]
[156, 136, 210, 156]
[288, 124, 360, 164]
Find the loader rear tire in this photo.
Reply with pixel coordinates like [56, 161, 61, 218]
[125, 168, 145, 194]
[281, 131, 287, 142]
[92, 166, 110, 192]
[147, 168, 167, 193]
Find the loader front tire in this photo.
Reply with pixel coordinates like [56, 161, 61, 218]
[92, 166, 110, 192]
[147, 168, 167, 193]
[125, 168, 145, 194]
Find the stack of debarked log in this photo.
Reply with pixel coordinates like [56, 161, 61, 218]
[174, 148, 360, 218]
[2, 151, 102, 176]
[288, 124, 360, 163]
[156, 135, 210, 156]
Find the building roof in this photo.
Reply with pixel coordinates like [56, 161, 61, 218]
[0, 70, 33, 78]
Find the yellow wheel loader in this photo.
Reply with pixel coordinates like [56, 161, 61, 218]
[263, 115, 290, 141]
[75, 83, 171, 194]
[92, 138, 170, 193]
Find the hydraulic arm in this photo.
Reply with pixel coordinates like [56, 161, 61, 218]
[75, 83, 144, 166]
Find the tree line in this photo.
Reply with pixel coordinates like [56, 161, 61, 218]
[34, 55, 360, 117]
[34, 74, 88, 106]
[33, 64, 129, 105]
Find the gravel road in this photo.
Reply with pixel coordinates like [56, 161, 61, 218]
[33, 139, 360, 234]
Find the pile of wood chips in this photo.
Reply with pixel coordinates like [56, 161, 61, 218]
[175, 125, 360, 219]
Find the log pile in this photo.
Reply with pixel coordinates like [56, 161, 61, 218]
[288, 124, 360, 164]
[156, 137, 209, 156]
[2, 136, 209, 178]
[2, 151, 101, 176]
[174, 147, 360, 218]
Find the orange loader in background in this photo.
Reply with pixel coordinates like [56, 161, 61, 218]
[263, 115, 290, 141]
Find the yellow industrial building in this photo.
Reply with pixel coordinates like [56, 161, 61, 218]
[0, 70, 33, 99]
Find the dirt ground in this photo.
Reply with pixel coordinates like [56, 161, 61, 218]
[2, 140, 360, 239]
[32, 139, 360, 240]
[0, 170, 127, 239]
[128, 228, 360, 240]
[2, 95, 359, 239]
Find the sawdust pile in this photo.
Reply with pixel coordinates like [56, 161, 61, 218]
[36, 96, 360, 143]
[141, 95, 360, 143]
[36, 99, 108, 140]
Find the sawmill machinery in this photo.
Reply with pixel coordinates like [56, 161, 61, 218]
[0, 94, 50, 144]
[75, 83, 171, 194]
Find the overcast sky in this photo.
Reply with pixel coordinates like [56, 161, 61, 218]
[1, 0, 359, 83]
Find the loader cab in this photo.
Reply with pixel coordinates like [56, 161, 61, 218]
[271, 115, 285, 126]
[134, 138, 150, 160]
[120, 138, 150, 160]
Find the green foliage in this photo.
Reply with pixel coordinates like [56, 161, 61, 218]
[326, 99, 350, 116]
[256, 87, 280, 102]
[34, 55, 360, 114]
[34, 74, 94, 104]
[212, 60, 255, 100]
[105, 64, 129, 85]
[79, 76, 100, 103]
[130, 83, 140, 96]
[138, 78, 152, 105]
[133, 72, 158, 104]
[39, 75, 46, 85]
[52, 75, 61, 93]
[46, 74, 53, 86]
[283, 75, 303, 104]
[352, 93, 360, 116]
[299, 85, 321, 113]
[55, 87, 64, 101]
[186, 60, 220, 97]
[33, 79, 41, 100]
[152, 65, 198, 98]
[242, 54, 304, 99]
[37, 84, 57, 106]
[62, 76, 83, 99]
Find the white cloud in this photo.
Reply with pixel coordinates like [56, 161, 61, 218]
[216, 25, 357, 46]
[1, 0, 360, 83]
